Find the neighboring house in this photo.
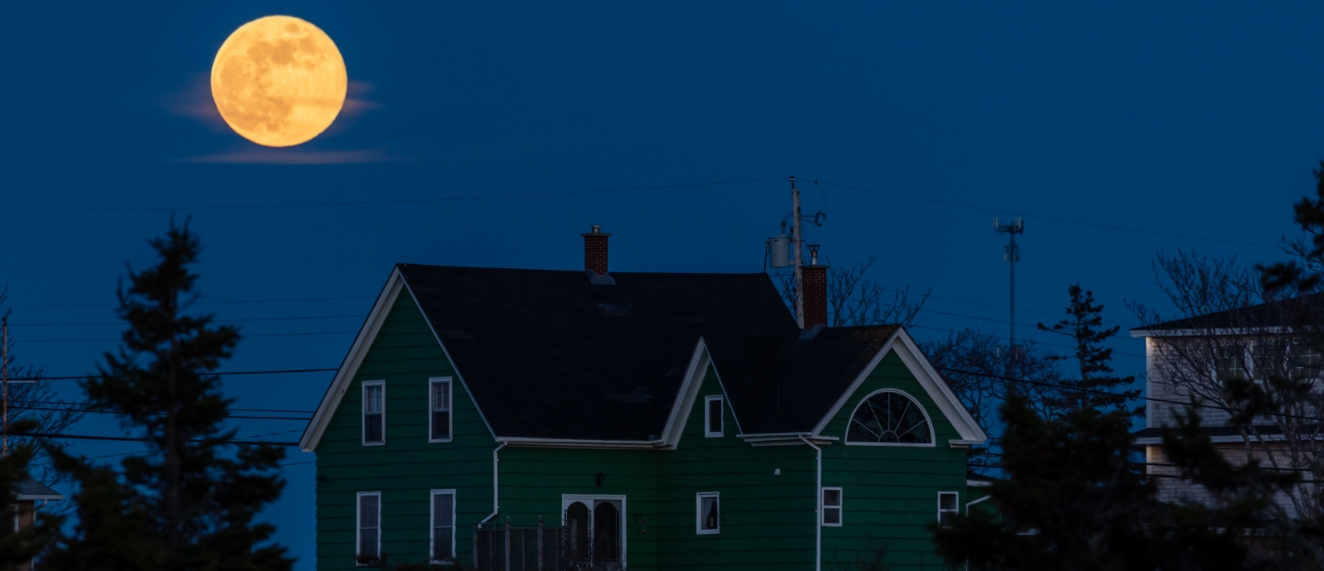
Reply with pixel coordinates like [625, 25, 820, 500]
[1130, 296, 1323, 508]
[300, 228, 987, 570]
[14, 477, 61, 571]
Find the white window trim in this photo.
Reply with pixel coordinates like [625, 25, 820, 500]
[821, 487, 842, 527]
[362, 380, 386, 446]
[844, 388, 936, 448]
[428, 377, 454, 443]
[356, 491, 381, 565]
[696, 492, 720, 535]
[561, 494, 628, 566]
[704, 395, 724, 438]
[938, 491, 959, 528]
[430, 489, 456, 564]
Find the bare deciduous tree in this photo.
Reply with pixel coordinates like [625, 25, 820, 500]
[777, 257, 930, 328]
[1131, 251, 1324, 564]
[0, 292, 82, 514]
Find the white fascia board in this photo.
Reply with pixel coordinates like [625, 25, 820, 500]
[498, 437, 663, 450]
[809, 327, 988, 445]
[299, 269, 406, 452]
[1132, 326, 1293, 338]
[659, 338, 711, 449]
[16, 494, 63, 501]
[1135, 434, 1284, 446]
[400, 278, 500, 443]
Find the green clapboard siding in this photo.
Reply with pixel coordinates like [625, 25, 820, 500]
[313, 294, 973, 571]
[315, 292, 497, 570]
[818, 352, 969, 570]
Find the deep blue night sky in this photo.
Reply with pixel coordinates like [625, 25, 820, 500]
[3, 2, 1323, 567]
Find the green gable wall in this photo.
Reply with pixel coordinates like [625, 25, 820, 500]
[819, 351, 969, 569]
[654, 367, 817, 571]
[314, 292, 498, 570]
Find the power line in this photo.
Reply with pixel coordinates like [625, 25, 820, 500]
[11, 405, 309, 421]
[935, 365, 1324, 424]
[912, 325, 1146, 359]
[9, 314, 363, 328]
[818, 180, 1279, 249]
[0, 367, 336, 382]
[0, 177, 786, 214]
[11, 295, 374, 310]
[15, 331, 355, 344]
[13, 431, 298, 447]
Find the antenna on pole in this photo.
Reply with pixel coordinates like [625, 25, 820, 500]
[790, 176, 805, 328]
[4, 316, 9, 457]
[994, 217, 1024, 356]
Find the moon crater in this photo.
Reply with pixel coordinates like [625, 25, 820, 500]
[211, 16, 347, 147]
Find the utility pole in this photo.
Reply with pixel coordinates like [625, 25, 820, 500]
[790, 176, 805, 328]
[994, 217, 1024, 354]
[3, 316, 9, 456]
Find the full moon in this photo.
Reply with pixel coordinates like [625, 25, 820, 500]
[211, 16, 347, 147]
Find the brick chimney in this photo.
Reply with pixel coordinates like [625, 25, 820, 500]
[800, 245, 828, 329]
[582, 225, 611, 275]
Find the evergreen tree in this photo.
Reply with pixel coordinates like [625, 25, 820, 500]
[47, 222, 292, 570]
[932, 395, 1254, 571]
[1037, 284, 1141, 416]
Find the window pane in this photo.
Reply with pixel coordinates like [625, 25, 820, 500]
[360, 495, 379, 526]
[939, 493, 956, 510]
[433, 527, 453, 560]
[707, 399, 722, 433]
[823, 489, 841, 507]
[848, 392, 932, 444]
[432, 411, 450, 440]
[701, 496, 719, 530]
[824, 507, 841, 525]
[432, 381, 450, 411]
[360, 528, 378, 557]
[434, 493, 453, 526]
[365, 414, 383, 443]
[365, 385, 382, 414]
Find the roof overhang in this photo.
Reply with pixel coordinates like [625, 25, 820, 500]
[806, 327, 989, 446]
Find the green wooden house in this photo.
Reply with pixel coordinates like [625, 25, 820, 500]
[299, 229, 987, 570]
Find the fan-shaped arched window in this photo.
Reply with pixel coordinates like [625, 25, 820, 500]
[846, 390, 933, 445]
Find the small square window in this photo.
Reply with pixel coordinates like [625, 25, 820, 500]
[363, 381, 385, 446]
[1214, 346, 1245, 380]
[705, 395, 723, 438]
[938, 492, 958, 529]
[430, 378, 452, 442]
[1252, 343, 1286, 379]
[822, 487, 842, 526]
[696, 492, 720, 534]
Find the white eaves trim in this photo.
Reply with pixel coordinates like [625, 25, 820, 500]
[808, 327, 988, 446]
[1131, 326, 1295, 338]
[299, 269, 405, 452]
[299, 268, 500, 452]
[660, 339, 712, 449]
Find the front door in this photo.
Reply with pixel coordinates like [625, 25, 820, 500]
[563, 495, 626, 569]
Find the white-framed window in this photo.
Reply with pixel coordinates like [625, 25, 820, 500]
[696, 492, 720, 534]
[845, 389, 934, 447]
[1214, 346, 1245, 380]
[822, 487, 842, 526]
[431, 489, 456, 563]
[357, 492, 381, 565]
[362, 381, 385, 446]
[704, 395, 724, 437]
[429, 377, 453, 442]
[938, 492, 958, 528]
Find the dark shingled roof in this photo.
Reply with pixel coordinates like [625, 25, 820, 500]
[1133, 293, 1324, 333]
[15, 477, 61, 500]
[397, 264, 902, 441]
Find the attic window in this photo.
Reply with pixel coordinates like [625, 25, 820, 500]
[429, 378, 452, 442]
[846, 390, 932, 446]
[704, 395, 723, 437]
[363, 381, 385, 446]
